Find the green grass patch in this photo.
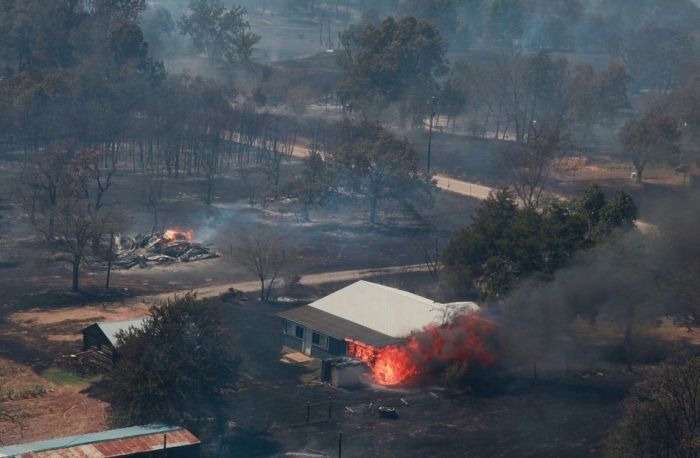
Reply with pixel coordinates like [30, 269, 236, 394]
[41, 367, 101, 390]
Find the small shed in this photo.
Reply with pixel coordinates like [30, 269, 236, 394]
[82, 317, 148, 361]
[0, 424, 200, 457]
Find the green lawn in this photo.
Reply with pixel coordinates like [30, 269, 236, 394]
[41, 367, 101, 390]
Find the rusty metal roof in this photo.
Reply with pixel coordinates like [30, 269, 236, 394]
[0, 424, 199, 457]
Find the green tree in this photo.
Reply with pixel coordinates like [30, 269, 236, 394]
[442, 188, 519, 297]
[284, 151, 337, 221]
[179, 0, 260, 65]
[336, 16, 448, 127]
[107, 293, 240, 434]
[443, 185, 637, 298]
[620, 110, 681, 183]
[600, 190, 638, 233]
[329, 121, 434, 223]
[439, 79, 467, 131]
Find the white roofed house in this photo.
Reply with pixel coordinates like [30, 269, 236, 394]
[277, 280, 479, 360]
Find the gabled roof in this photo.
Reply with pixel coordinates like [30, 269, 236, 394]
[84, 317, 148, 347]
[307, 280, 445, 338]
[0, 424, 199, 457]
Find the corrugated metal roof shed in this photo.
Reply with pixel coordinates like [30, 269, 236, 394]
[0, 424, 199, 457]
[94, 317, 148, 347]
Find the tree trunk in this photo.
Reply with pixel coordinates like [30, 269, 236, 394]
[106, 258, 112, 289]
[72, 257, 80, 292]
[624, 322, 633, 371]
[634, 158, 646, 184]
[105, 232, 114, 289]
[369, 195, 378, 224]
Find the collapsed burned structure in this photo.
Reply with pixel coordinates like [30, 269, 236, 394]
[114, 230, 218, 269]
[278, 281, 493, 385]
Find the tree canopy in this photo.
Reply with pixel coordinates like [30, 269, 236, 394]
[337, 16, 448, 127]
[620, 110, 681, 183]
[107, 293, 240, 434]
[442, 185, 638, 299]
[178, 0, 260, 65]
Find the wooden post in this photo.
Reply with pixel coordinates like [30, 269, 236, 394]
[328, 396, 332, 419]
[338, 432, 343, 458]
[533, 362, 538, 381]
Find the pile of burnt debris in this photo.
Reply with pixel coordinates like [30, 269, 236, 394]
[114, 230, 219, 269]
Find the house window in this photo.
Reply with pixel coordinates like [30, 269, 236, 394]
[284, 321, 305, 340]
[312, 332, 329, 350]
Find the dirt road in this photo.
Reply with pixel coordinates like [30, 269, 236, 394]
[291, 144, 495, 200]
[10, 263, 431, 327]
[150, 263, 428, 302]
[292, 142, 657, 233]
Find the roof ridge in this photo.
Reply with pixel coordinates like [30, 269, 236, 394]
[96, 316, 148, 325]
[355, 280, 438, 305]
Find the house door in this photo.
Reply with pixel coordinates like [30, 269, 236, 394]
[302, 330, 312, 355]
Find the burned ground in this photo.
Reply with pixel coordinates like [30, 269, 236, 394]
[204, 297, 642, 458]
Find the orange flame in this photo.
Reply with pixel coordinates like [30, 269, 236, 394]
[347, 312, 497, 386]
[163, 229, 193, 241]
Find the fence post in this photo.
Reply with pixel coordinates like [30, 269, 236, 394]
[338, 432, 342, 458]
[328, 396, 332, 420]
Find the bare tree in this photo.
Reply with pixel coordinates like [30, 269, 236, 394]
[238, 167, 265, 207]
[73, 149, 117, 211]
[49, 197, 105, 291]
[236, 226, 292, 301]
[96, 209, 127, 289]
[416, 233, 442, 281]
[22, 142, 76, 238]
[201, 150, 220, 205]
[503, 122, 564, 208]
[143, 169, 164, 234]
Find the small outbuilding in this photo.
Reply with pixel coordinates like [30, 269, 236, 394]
[277, 280, 479, 359]
[0, 424, 200, 457]
[81, 317, 147, 362]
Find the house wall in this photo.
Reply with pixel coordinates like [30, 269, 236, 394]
[282, 333, 303, 352]
[309, 336, 346, 359]
[281, 320, 347, 359]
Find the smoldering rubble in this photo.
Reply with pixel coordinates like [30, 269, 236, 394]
[114, 231, 219, 269]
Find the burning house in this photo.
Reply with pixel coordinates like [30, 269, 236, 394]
[278, 281, 494, 385]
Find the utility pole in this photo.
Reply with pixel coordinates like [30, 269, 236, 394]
[427, 96, 437, 175]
